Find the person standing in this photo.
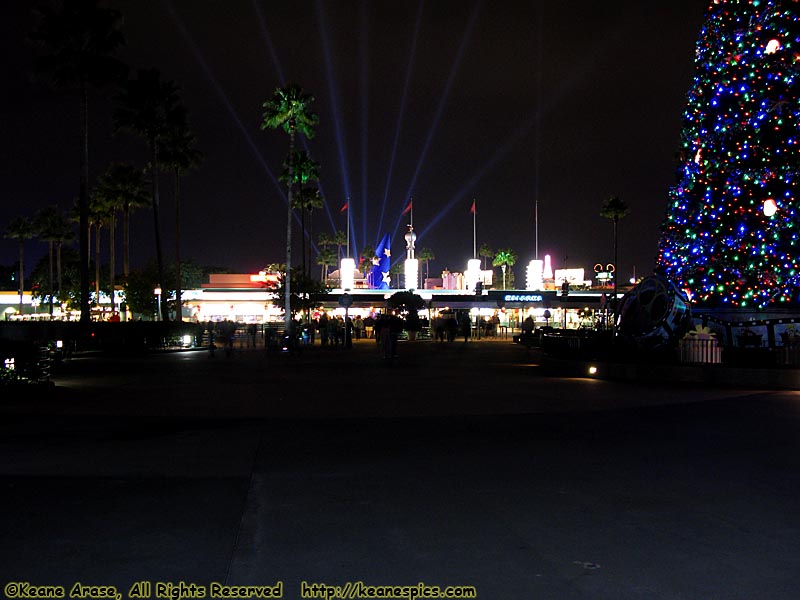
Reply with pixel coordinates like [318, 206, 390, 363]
[319, 313, 329, 346]
[354, 315, 364, 340]
[364, 314, 375, 340]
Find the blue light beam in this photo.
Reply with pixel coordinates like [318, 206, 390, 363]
[375, 0, 424, 243]
[391, 0, 482, 241]
[360, 0, 369, 248]
[251, 0, 338, 239]
[317, 0, 358, 252]
[163, 0, 287, 207]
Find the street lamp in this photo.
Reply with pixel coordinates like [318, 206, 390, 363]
[154, 287, 162, 321]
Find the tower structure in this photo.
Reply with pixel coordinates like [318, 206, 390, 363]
[404, 224, 419, 290]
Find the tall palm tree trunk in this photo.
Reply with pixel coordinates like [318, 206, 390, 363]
[307, 209, 314, 279]
[122, 206, 131, 277]
[17, 239, 24, 315]
[109, 213, 116, 313]
[79, 82, 90, 324]
[300, 208, 307, 279]
[95, 224, 102, 304]
[56, 240, 63, 310]
[48, 241, 54, 316]
[174, 172, 182, 323]
[151, 142, 168, 322]
[284, 128, 295, 332]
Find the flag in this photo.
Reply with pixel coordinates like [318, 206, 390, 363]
[340, 202, 349, 213]
[402, 200, 412, 215]
[470, 200, 476, 214]
[369, 233, 392, 290]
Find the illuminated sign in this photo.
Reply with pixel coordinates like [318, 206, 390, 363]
[503, 294, 543, 303]
[250, 272, 280, 284]
[555, 268, 585, 285]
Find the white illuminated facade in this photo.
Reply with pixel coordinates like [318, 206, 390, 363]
[543, 254, 553, 280]
[554, 268, 587, 287]
[464, 259, 482, 293]
[526, 260, 544, 291]
[340, 258, 356, 291]
[404, 259, 419, 291]
[404, 224, 419, 290]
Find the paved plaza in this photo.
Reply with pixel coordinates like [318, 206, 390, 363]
[2, 338, 799, 599]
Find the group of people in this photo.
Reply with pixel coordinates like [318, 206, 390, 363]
[205, 309, 506, 358]
[285, 313, 379, 348]
[297, 311, 410, 359]
[430, 312, 502, 342]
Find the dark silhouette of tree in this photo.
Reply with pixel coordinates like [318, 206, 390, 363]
[261, 84, 318, 331]
[94, 162, 150, 313]
[478, 243, 494, 270]
[294, 186, 323, 276]
[359, 245, 375, 275]
[316, 247, 337, 284]
[29, 0, 127, 324]
[34, 206, 73, 315]
[159, 114, 202, 322]
[390, 261, 404, 288]
[93, 162, 149, 279]
[268, 267, 329, 315]
[4, 216, 36, 315]
[417, 247, 435, 281]
[280, 150, 320, 277]
[332, 230, 348, 263]
[87, 190, 109, 305]
[114, 67, 184, 321]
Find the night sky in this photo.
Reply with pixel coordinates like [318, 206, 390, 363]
[1, 1, 707, 283]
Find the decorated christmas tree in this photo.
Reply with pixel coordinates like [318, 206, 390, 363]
[657, 0, 800, 309]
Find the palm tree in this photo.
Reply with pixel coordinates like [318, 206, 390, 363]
[600, 195, 630, 329]
[280, 150, 320, 276]
[492, 248, 518, 289]
[390, 261, 404, 288]
[159, 118, 202, 322]
[261, 84, 318, 331]
[35, 206, 73, 315]
[94, 162, 151, 313]
[359, 245, 375, 275]
[294, 186, 323, 276]
[4, 216, 36, 315]
[29, 0, 127, 324]
[99, 194, 118, 312]
[332, 230, 348, 262]
[316, 247, 337, 284]
[417, 247, 435, 281]
[93, 163, 149, 278]
[478, 243, 494, 270]
[87, 192, 110, 305]
[114, 68, 184, 322]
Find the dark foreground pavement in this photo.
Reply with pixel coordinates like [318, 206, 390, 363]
[2, 339, 800, 599]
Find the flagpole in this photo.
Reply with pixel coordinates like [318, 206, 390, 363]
[535, 197, 539, 261]
[472, 198, 477, 259]
[346, 197, 350, 258]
